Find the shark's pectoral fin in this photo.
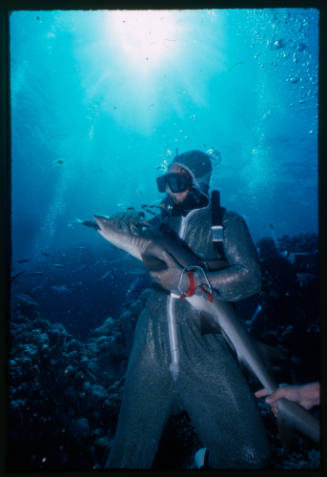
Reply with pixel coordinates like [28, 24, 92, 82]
[141, 253, 168, 272]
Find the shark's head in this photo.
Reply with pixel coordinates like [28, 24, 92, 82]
[94, 214, 162, 264]
[94, 215, 141, 260]
[94, 215, 170, 272]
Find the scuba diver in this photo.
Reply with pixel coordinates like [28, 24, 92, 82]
[105, 150, 271, 469]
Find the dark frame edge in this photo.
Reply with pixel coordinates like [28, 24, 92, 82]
[0, 8, 11, 477]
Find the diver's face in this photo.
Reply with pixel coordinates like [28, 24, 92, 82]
[167, 164, 191, 204]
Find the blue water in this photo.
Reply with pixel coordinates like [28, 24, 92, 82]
[10, 8, 319, 262]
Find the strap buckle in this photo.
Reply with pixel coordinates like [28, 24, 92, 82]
[178, 265, 213, 302]
[211, 225, 224, 242]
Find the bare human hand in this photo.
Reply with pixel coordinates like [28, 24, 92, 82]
[255, 382, 320, 416]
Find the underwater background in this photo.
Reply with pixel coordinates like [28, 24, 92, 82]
[9, 8, 320, 470]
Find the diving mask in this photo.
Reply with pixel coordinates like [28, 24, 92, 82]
[157, 172, 192, 194]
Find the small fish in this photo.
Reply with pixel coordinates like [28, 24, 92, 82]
[31, 285, 45, 292]
[71, 281, 83, 287]
[11, 271, 25, 281]
[125, 269, 147, 275]
[145, 209, 156, 216]
[228, 61, 245, 72]
[15, 293, 39, 306]
[51, 285, 71, 294]
[73, 264, 87, 272]
[52, 264, 64, 268]
[51, 159, 64, 166]
[142, 204, 160, 209]
[127, 207, 135, 210]
[41, 251, 55, 257]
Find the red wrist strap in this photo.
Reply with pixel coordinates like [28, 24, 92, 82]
[186, 271, 196, 296]
[179, 271, 213, 302]
[198, 285, 214, 303]
[180, 271, 196, 300]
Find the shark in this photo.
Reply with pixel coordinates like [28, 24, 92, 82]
[93, 214, 320, 444]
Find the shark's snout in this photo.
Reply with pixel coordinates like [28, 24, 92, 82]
[93, 215, 110, 230]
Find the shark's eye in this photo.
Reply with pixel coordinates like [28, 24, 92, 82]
[130, 223, 140, 235]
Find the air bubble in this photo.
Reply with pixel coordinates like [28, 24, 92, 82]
[206, 148, 222, 165]
[289, 77, 299, 83]
[262, 110, 272, 119]
[272, 39, 284, 49]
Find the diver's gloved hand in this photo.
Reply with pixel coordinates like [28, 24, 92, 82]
[150, 253, 213, 296]
[149, 250, 187, 293]
[109, 211, 147, 235]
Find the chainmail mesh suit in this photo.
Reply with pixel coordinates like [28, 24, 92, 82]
[105, 198, 271, 469]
